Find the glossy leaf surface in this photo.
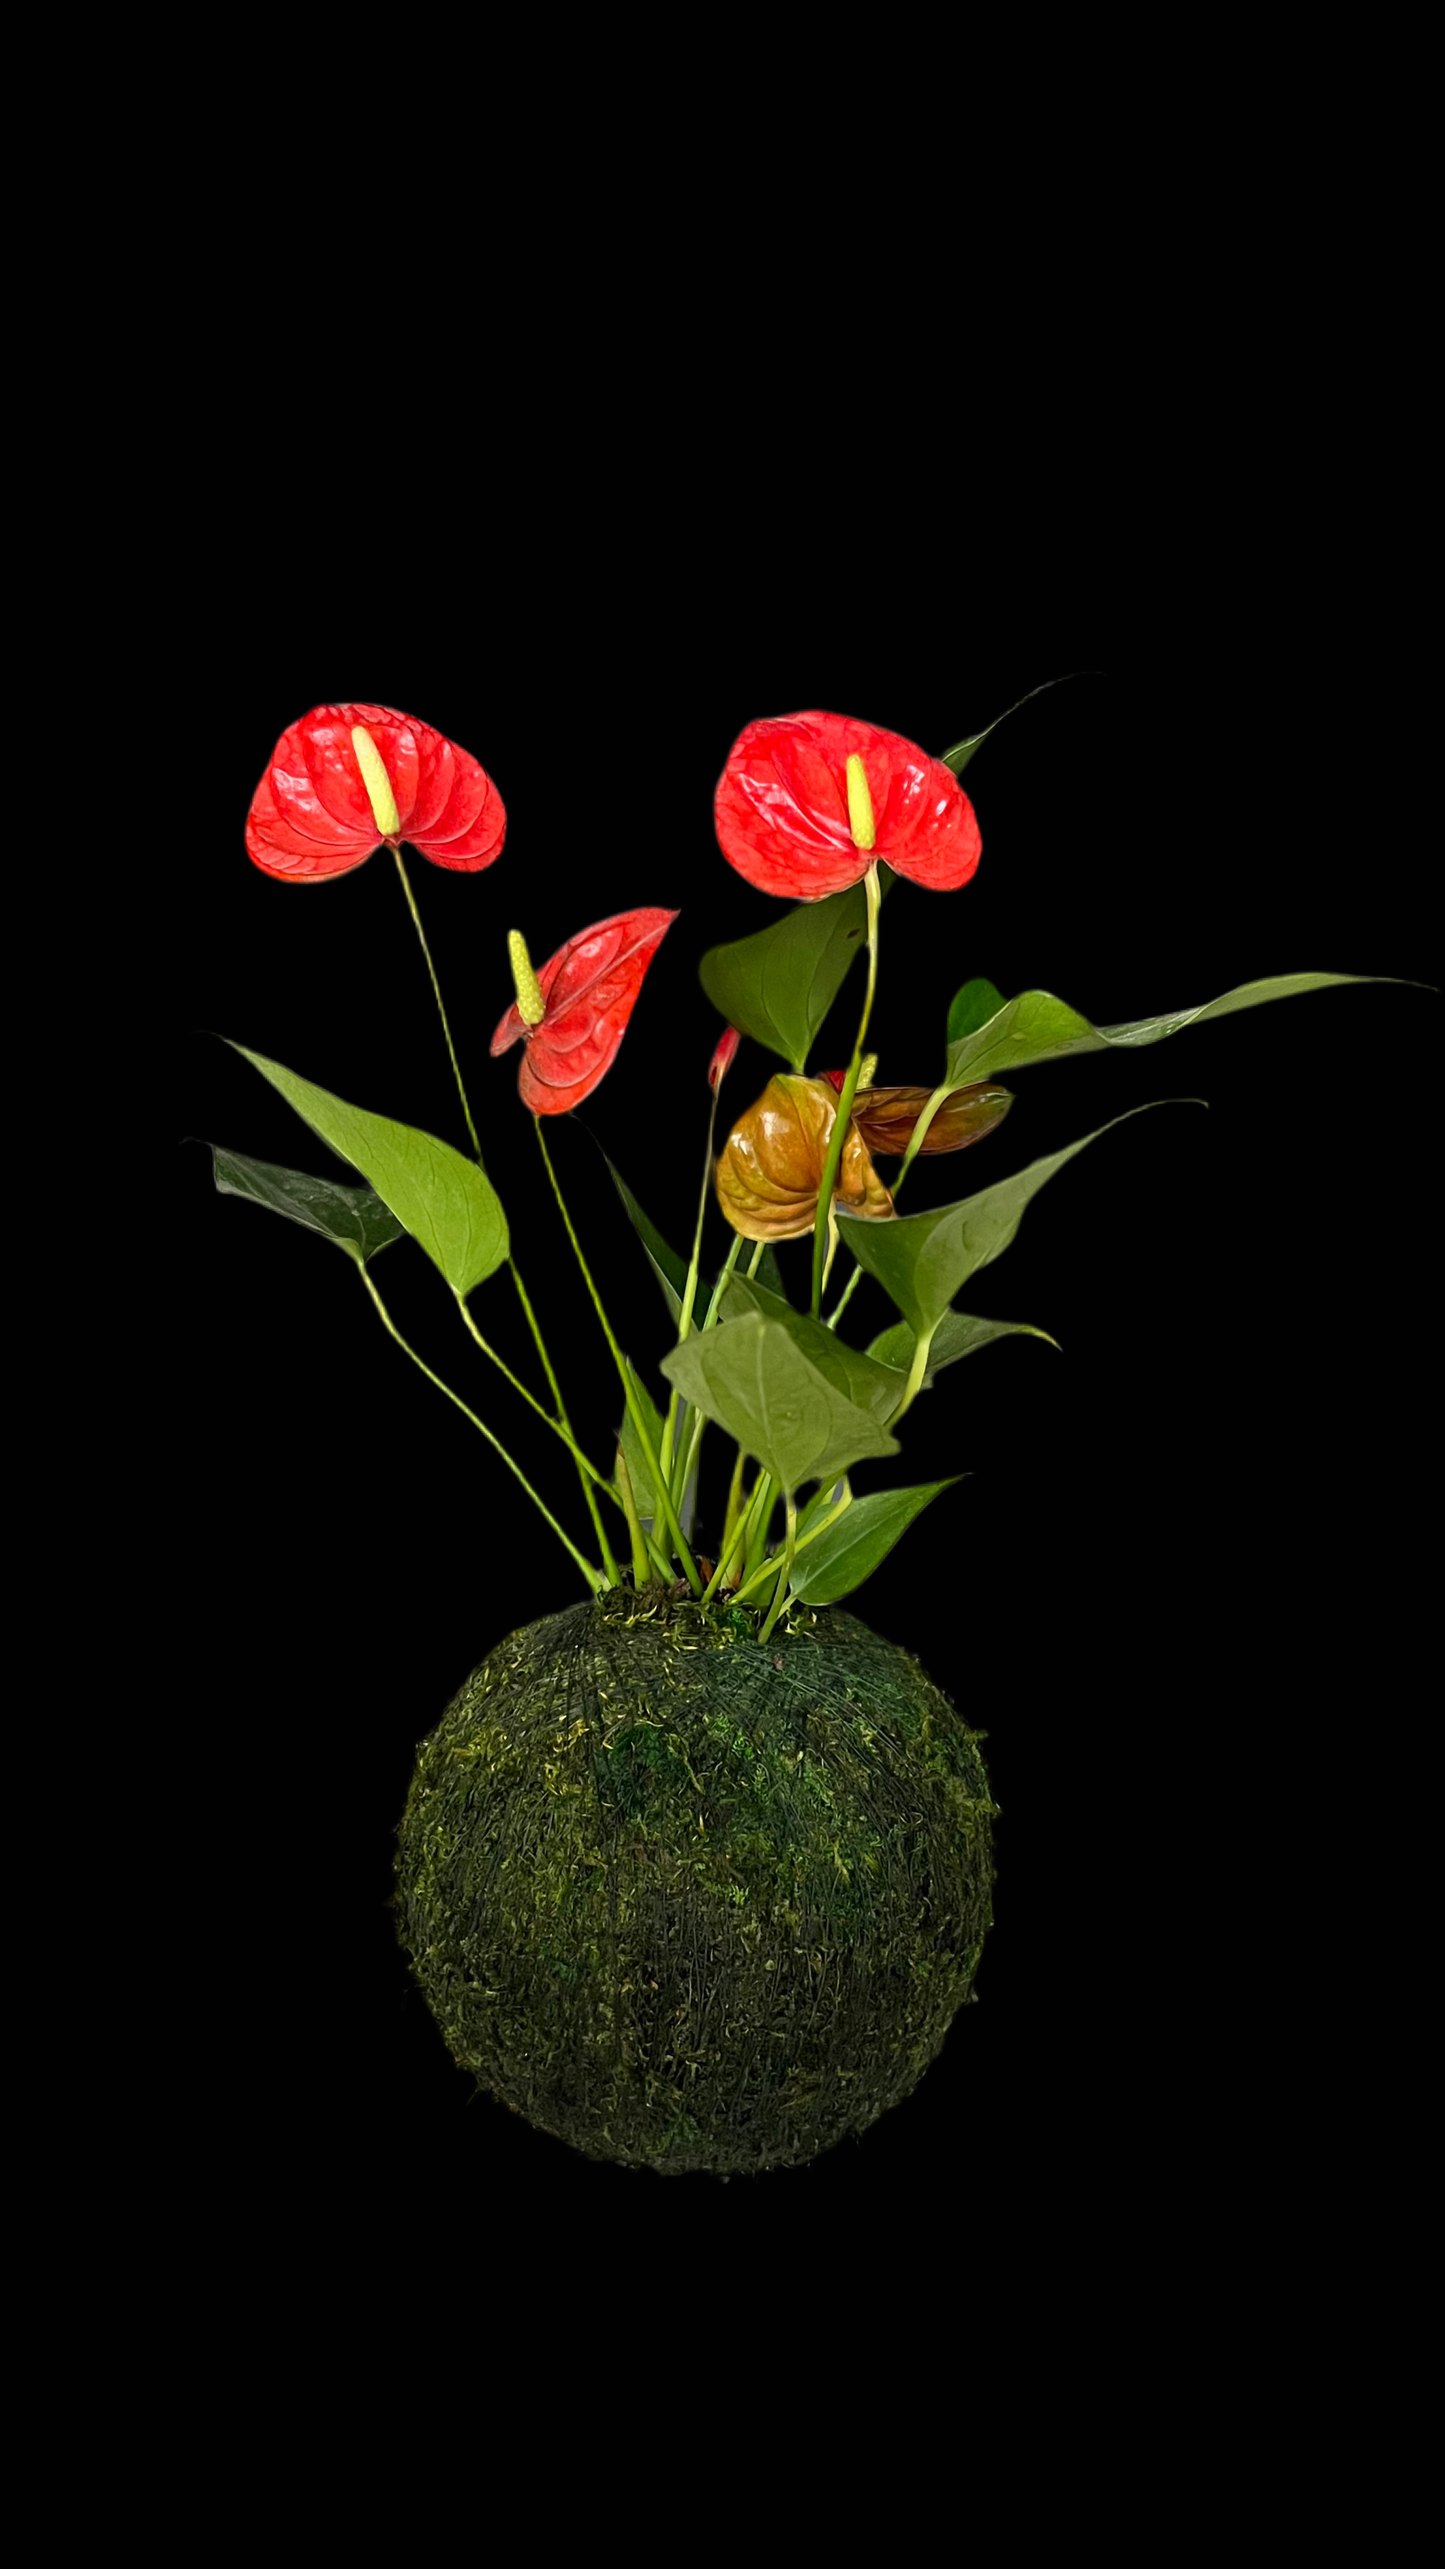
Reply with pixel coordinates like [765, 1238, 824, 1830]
[715, 711, 981, 899]
[209, 1145, 405, 1263]
[699, 876, 881, 1070]
[941, 678, 1079, 775]
[608, 1160, 688, 1324]
[839, 1105, 1190, 1336]
[722, 1271, 903, 1427]
[943, 973, 1396, 1089]
[790, 1480, 962, 1605]
[247, 703, 505, 880]
[661, 1304, 900, 1495]
[227, 1043, 509, 1297]
[492, 908, 676, 1114]
[866, 1309, 1059, 1380]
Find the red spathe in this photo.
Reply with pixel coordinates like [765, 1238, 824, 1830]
[247, 703, 506, 880]
[714, 709, 980, 900]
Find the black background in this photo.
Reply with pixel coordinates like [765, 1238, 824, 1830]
[171, 547, 1433, 2312]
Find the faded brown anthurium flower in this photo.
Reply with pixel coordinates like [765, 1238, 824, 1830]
[847, 1081, 1013, 1157]
[716, 1075, 894, 1241]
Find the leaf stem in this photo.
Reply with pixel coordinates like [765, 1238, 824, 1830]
[758, 1493, 798, 1641]
[614, 1445, 652, 1587]
[454, 1293, 623, 1568]
[506, 1259, 621, 1583]
[390, 845, 483, 1160]
[824, 1072, 935, 1334]
[534, 1118, 704, 1595]
[660, 1093, 718, 1480]
[359, 1266, 604, 1594]
[889, 1320, 937, 1422]
[730, 1483, 852, 1607]
[810, 861, 880, 1317]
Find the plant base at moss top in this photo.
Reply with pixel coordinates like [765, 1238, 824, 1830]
[395, 1589, 995, 2175]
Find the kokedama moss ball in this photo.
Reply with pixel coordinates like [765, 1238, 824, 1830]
[395, 1587, 995, 2174]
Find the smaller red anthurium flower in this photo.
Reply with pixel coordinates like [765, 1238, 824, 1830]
[247, 703, 505, 881]
[715, 710, 980, 900]
[491, 909, 677, 1114]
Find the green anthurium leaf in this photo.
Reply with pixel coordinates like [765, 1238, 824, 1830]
[943, 972, 1407, 1090]
[946, 977, 1006, 1046]
[660, 1313, 900, 1496]
[209, 1145, 406, 1264]
[699, 869, 894, 1071]
[839, 1103, 1194, 1337]
[721, 1270, 902, 1425]
[796, 1477, 849, 1536]
[618, 1363, 668, 1522]
[866, 1309, 1060, 1380]
[606, 1158, 687, 1324]
[226, 1043, 509, 1298]
[790, 1479, 963, 1606]
[942, 677, 1083, 774]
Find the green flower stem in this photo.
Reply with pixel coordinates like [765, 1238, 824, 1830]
[359, 1266, 604, 1594]
[730, 1484, 852, 1609]
[389, 845, 614, 1576]
[700, 1461, 755, 1601]
[535, 1119, 704, 1596]
[614, 1445, 652, 1587]
[454, 1294, 623, 1574]
[759, 1493, 799, 1642]
[505, 1259, 621, 1584]
[889, 1320, 938, 1422]
[823, 1079, 935, 1335]
[895, 1082, 953, 1186]
[743, 1472, 776, 1585]
[671, 1235, 760, 1514]
[660, 1094, 719, 1482]
[810, 861, 881, 1317]
[720, 1447, 748, 1559]
[824, 1265, 864, 1332]
[391, 845, 483, 1160]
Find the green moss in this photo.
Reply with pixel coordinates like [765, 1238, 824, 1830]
[394, 1587, 995, 2175]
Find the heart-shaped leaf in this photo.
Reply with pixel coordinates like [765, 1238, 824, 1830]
[227, 1043, 509, 1297]
[722, 1271, 902, 1425]
[660, 1312, 900, 1495]
[839, 1103, 1192, 1337]
[209, 1146, 406, 1264]
[790, 1479, 962, 1606]
[699, 870, 893, 1072]
[945, 978, 1006, 1046]
[607, 1159, 688, 1324]
[866, 1309, 1059, 1380]
[943, 972, 1404, 1089]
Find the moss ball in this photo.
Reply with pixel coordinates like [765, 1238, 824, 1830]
[395, 1587, 995, 2175]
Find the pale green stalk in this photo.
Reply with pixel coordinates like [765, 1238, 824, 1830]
[360, 1267, 603, 1593]
[759, 1493, 799, 1641]
[810, 861, 880, 1315]
[534, 1120, 704, 1595]
[453, 1296, 622, 1583]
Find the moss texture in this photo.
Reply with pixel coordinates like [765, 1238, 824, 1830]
[395, 1587, 995, 2174]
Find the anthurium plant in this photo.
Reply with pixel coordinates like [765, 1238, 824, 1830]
[209, 688, 1408, 2176]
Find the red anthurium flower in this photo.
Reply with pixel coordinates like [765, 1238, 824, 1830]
[247, 703, 506, 881]
[714, 710, 981, 900]
[708, 1026, 741, 1092]
[491, 909, 677, 1115]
